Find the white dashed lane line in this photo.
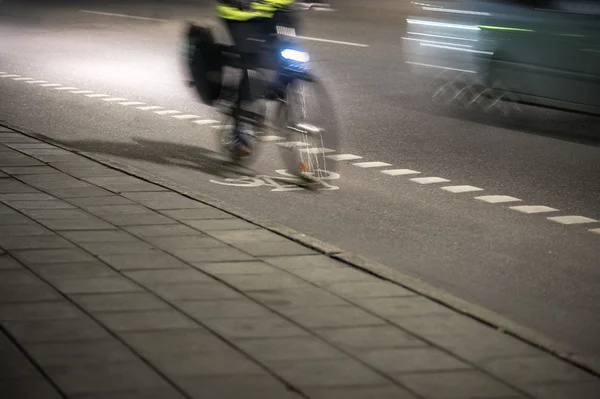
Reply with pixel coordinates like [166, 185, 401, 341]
[4, 70, 598, 237]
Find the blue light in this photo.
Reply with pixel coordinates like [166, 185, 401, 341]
[281, 49, 310, 63]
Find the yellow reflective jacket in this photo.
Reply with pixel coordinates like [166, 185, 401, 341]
[217, 0, 295, 21]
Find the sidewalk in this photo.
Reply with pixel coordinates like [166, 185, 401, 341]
[1, 124, 599, 399]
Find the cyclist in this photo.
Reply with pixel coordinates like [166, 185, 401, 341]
[216, 0, 297, 155]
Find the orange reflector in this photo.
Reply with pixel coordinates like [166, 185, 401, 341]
[299, 162, 309, 172]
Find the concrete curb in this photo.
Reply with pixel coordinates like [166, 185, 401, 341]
[2, 120, 599, 377]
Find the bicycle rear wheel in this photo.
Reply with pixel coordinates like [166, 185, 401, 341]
[274, 77, 339, 182]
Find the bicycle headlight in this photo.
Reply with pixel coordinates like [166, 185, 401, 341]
[281, 49, 310, 63]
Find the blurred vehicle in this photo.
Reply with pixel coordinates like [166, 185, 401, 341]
[402, 0, 600, 115]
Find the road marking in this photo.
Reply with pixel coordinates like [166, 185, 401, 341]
[475, 195, 521, 204]
[381, 169, 420, 176]
[297, 36, 369, 48]
[259, 135, 285, 142]
[102, 97, 128, 102]
[54, 87, 78, 91]
[590, 228, 600, 235]
[442, 185, 484, 193]
[79, 9, 167, 22]
[86, 94, 110, 98]
[119, 101, 146, 106]
[172, 114, 201, 120]
[0, 74, 20, 78]
[353, 161, 392, 168]
[410, 177, 451, 184]
[327, 154, 362, 161]
[406, 61, 476, 74]
[510, 205, 558, 214]
[211, 125, 234, 129]
[300, 147, 336, 154]
[192, 119, 219, 125]
[155, 110, 181, 115]
[70, 90, 94, 94]
[39, 83, 63, 87]
[13, 77, 34, 81]
[26, 80, 47, 84]
[137, 105, 163, 111]
[547, 216, 598, 225]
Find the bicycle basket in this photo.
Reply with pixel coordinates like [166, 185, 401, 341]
[186, 23, 224, 106]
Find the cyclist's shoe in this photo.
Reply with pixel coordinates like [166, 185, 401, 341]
[232, 129, 252, 157]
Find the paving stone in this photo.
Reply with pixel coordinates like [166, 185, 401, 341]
[272, 358, 388, 387]
[66, 195, 135, 207]
[77, 241, 159, 255]
[0, 269, 42, 284]
[27, 179, 93, 191]
[145, 235, 225, 250]
[0, 202, 15, 214]
[47, 186, 115, 198]
[193, 261, 279, 275]
[38, 216, 116, 230]
[362, 347, 471, 374]
[0, 166, 57, 175]
[12, 248, 95, 264]
[305, 385, 419, 399]
[218, 271, 309, 291]
[326, 280, 416, 299]
[151, 350, 264, 377]
[0, 254, 22, 269]
[232, 241, 317, 257]
[3, 199, 75, 209]
[526, 381, 600, 399]
[124, 268, 213, 286]
[60, 230, 139, 243]
[0, 155, 43, 165]
[248, 286, 347, 309]
[72, 292, 171, 313]
[152, 282, 244, 301]
[356, 296, 455, 318]
[4, 143, 56, 149]
[0, 301, 82, 321]
[30, 153, 89, 163]
[60, 168, 126, 179]
[286, 266, 375, 286]
[0, 192, 55, 201]
[83, 177, 167, 193]
[123, 224, 200, 237]
[397, 370, 519, 399]
[160, 207, 235, 221]
[0, 212, 36, 224]
[236, 336, 344, 363]
[98, 213, 176, 226]
[317, 325, 427, 351]
[0, 224, 58, 237]
[170, 247, 255, 263]
[85, 204, 155, 216]
[177, 299, 272, 320]
[204, 316, 309, 339]
[0, 234, 75, 250]
[18, 172, 81, 183]
[74, 387, 188, 399]
[0, 279, 60, 303]
[53, 277, 143, 294]
[120, 329, 227, 357]
[263, 254, 348, 270]
[427, 329, 541, 363]
[207, 229, 288, 243]
[281, 305, 386, 329]
[185, 218, 262, 231]
[100, 252, 188, 271]
[177, 375, 304, 399]
[3, 317, 111, 343]
[0, 331, 43, 379]
[121, 192, 208, 210]
[26, 340, 139, 367]
[390, 314, 498, 338]
[21, 208, 92, 220]
[122, 191, 197, 202]
[47, 361, 170, 396]
[96, 310, 197, 332]
[0, 171, 7, 178]
[0, 378, 63, 399]
[483, 355, 597, 384]
[0, 178, 39, 192]
[30, 261, 119, 280]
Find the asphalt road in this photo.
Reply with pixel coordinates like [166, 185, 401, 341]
[1, 0, 600, 360]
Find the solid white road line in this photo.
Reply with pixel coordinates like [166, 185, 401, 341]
[259, 135, 284, 142]
[137, 106, 163, 111]
[442, 185, 484, 193]
[39, 83, 62, 87]
[300, 147, 336, 154]
[54, 87, 79, 90]
[172, 114, 202, 120]
[326, 154, 362, 161]
[0, 74, 20, 78]
[547, 216, 598, 225]
[70, 90, 94, 94]
[590, 228, 600, 235]
[353, 161, 392, 168]
[510, 205, 558, 214]
[381, 169, 420, 176]
[86, 94, 110, 98]
[79, 9, 167, 22]
[192, 119, 219, 125]
[13, 77, 34, 81]
[297, 35, 369, 48]
[410, 177, 450, 184]
[119, 101, 146, 106]
[26, 80, 47, 84]
[475, 195, 521, 204]
[155, 110, 181, 115]
[102, 97, 128, 102]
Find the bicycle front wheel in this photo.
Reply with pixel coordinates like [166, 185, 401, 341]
[274, 77, 339, 182]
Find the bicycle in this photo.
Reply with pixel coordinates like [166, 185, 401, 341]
[183, 2, 339, 183]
